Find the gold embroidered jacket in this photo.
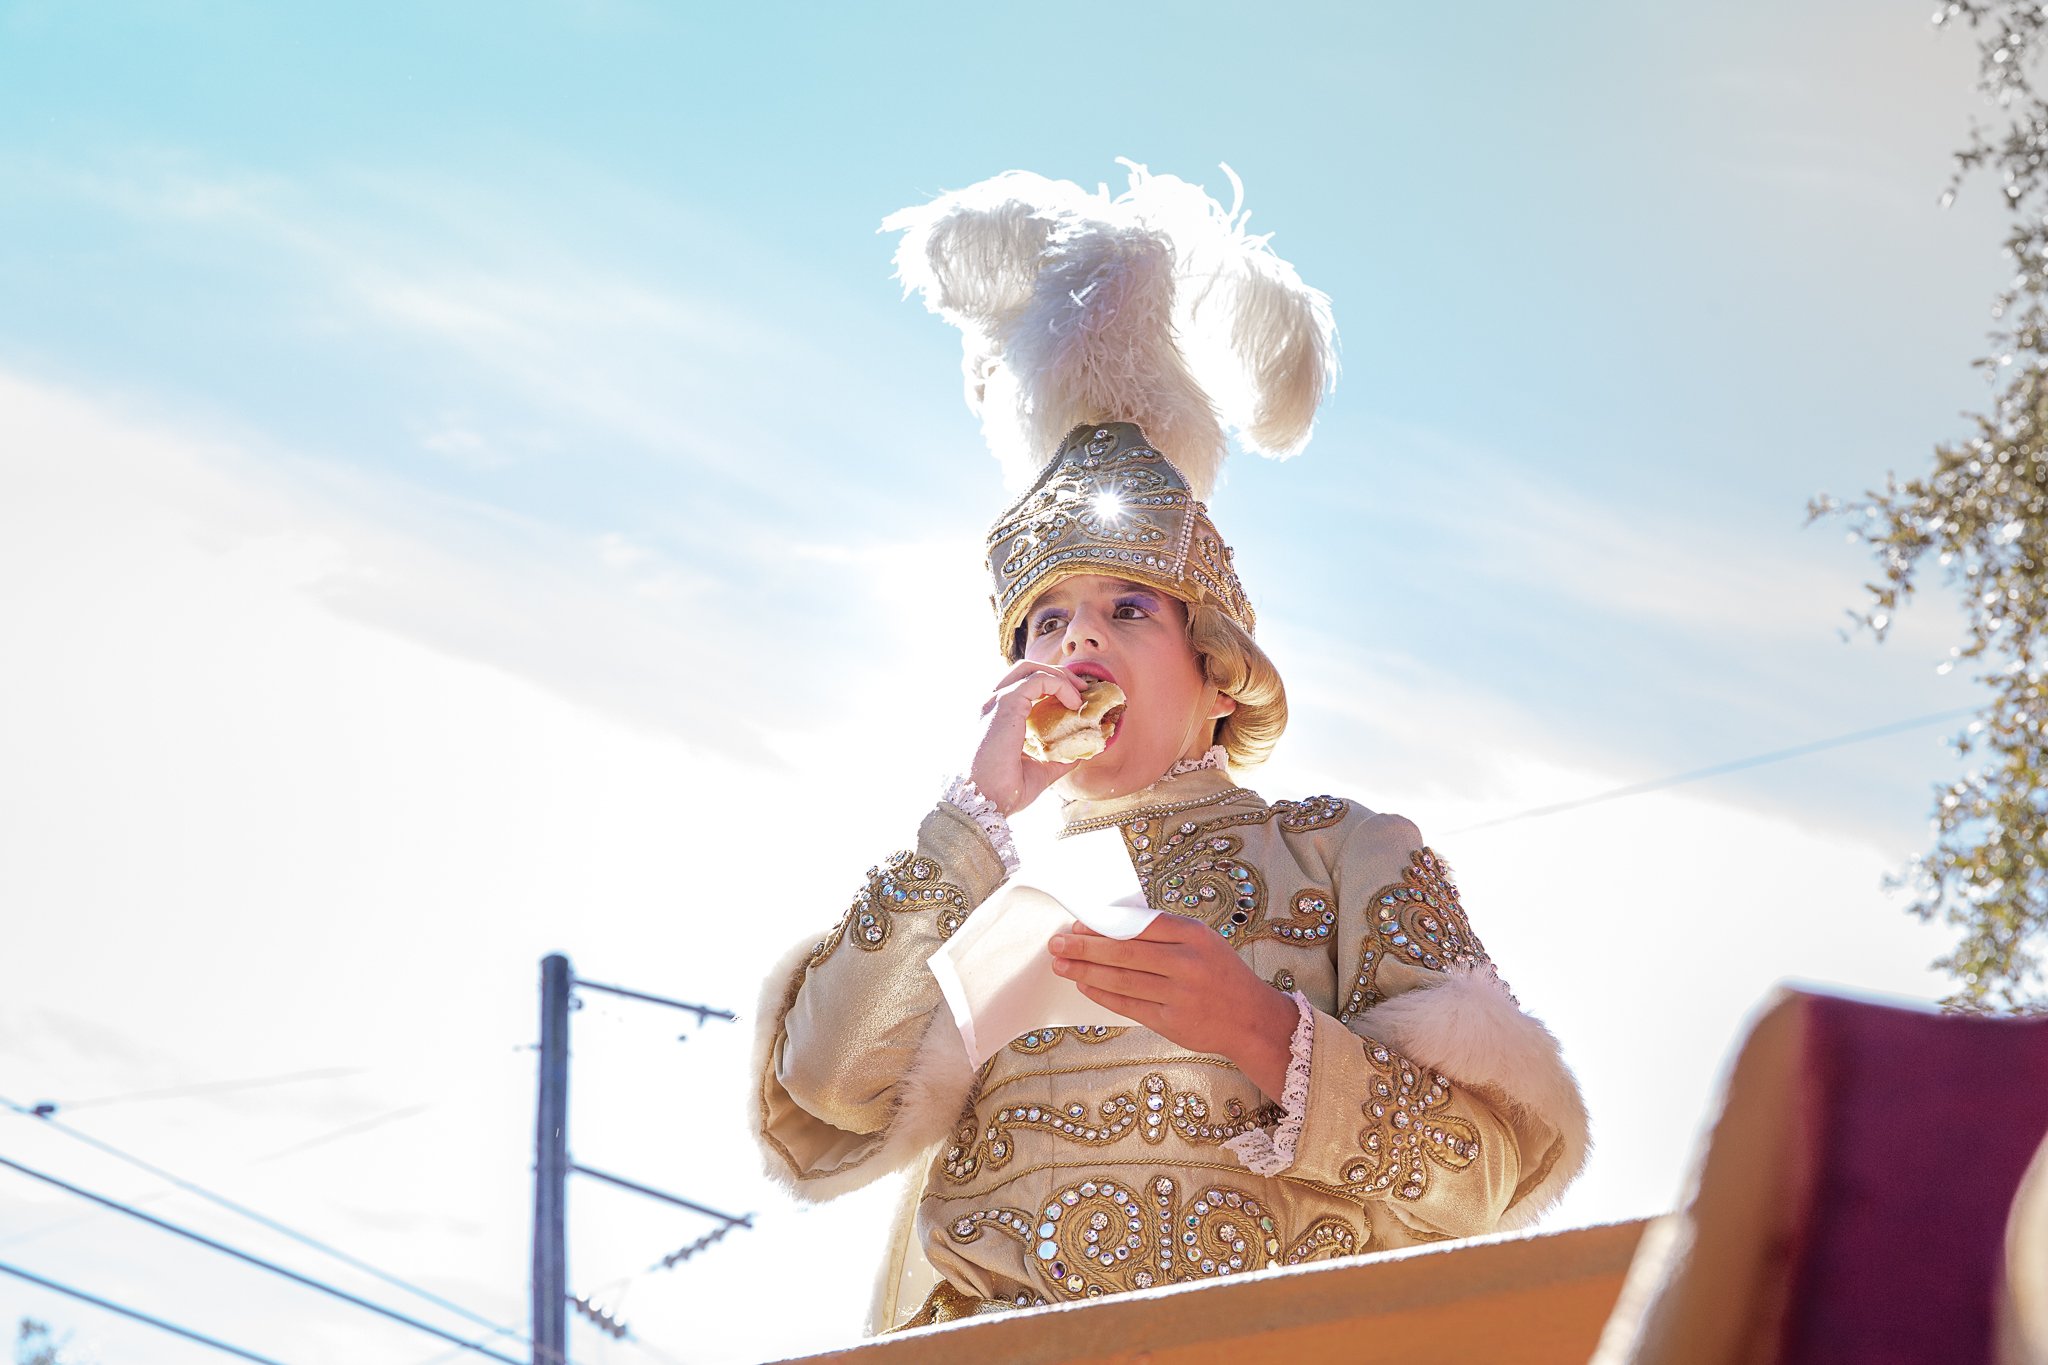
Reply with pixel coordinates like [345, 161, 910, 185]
[753, 767, 1588, 1328]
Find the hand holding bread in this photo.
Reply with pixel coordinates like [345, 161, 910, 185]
[967, 661, 1098, 817]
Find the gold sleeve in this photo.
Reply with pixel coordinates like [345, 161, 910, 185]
[1281, 1000, 1523, 1239]
[755, 801, 1009, 1196]
[1266, 812, 1586, 1237]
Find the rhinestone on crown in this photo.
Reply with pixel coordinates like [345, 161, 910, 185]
[986, 423, 1255, 656]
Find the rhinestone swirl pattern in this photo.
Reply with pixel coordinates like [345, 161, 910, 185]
[818, 849, 971, 963]
[944, 1176, 1329, 1300]
[1339, 846, 1494, 1019]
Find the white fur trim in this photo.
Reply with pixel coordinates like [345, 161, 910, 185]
[1354, 963, 1590, 1229]
[750, 932, 977, 1204]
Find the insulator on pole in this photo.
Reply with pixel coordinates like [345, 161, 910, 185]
[656, 1220, 740, 1271]
[567, 1294, 627, 1340]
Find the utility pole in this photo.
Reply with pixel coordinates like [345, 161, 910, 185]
[533, 954, 570, 1365]
[529, 954, 746, 1361]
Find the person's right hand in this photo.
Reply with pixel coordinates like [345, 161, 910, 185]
[968, 661, 1084, 816]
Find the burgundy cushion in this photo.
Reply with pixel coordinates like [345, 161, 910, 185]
[1778, 994, 2048, 1363]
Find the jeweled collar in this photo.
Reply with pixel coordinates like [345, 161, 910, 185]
[1056, 765, 1260, 838]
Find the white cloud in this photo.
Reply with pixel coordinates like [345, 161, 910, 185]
[0, 364, 865, 1359]
[0, 361, 1964, 1361]
[10, 149, 881, 488]
[1677, 9, 1988, 215]
[1351, 416, 1858, 640]
[413, 416, 511, 471]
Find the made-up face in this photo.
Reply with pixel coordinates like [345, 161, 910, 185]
[1021, 574, 1234, 801]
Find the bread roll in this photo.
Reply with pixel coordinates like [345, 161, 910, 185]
[1024, 681, 1127, 763]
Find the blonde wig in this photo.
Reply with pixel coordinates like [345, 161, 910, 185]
[1187, 600, 1287, 769]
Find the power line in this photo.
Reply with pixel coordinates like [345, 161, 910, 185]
[529, 959, 743, 1365]
[0, 1154, 526, 1365]
[0, 1094, 529, 1352]
[253, 1103, 433, 1165]
[0, 1258, 290, 1365]
[46, 1067, 366, 1113]
[556, 1293, 690, 1365]
[571, 1164, 752, 1228]
[572, 1219, 749, 1345]
[0, 1098, 528, 1346]
[1446, 704, 1984, 835]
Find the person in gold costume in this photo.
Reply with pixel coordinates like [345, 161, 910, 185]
[752, 165, 1589, 1332]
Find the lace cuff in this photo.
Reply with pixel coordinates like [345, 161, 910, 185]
[1223, 991, 1314, 1177]
[942, 776, 1020, 877]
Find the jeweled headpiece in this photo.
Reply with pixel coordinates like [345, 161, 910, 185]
[985, 421, 1252, 654]
[883, 162, 1337, 655]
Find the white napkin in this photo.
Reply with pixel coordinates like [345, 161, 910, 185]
[927, 884, 1159, 1068]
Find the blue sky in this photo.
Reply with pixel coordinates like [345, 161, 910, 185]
[1, 0, 2003, 798]
[0, 3, 2017, 1362]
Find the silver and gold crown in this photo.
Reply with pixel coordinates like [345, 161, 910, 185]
[987, 422, 1252, 656]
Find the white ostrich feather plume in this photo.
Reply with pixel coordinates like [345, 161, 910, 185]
[883, 162, 1338, 500]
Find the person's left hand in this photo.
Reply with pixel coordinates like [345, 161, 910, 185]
[1048, 916, 1298, 1099]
